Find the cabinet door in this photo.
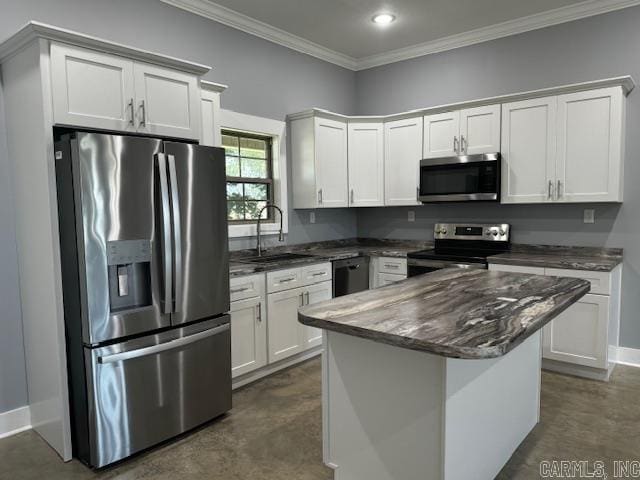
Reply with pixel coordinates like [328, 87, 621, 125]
[542, 294, 609, 369]
[556, 87, 624, 203]
[377, 272, 405, 287]
[501, 97, 557, 204]
[303, 281, 332, 349]
[230, 297, 267, 378]
[423, 111, 459, 158]
[267, 287, 305, 362]
[50, 43, 135, 132]
[348, 122, 384, 207]
[315, 117, 348, 208]
[459, 105, 501, 155]
[200, 89, 222, 147]
[384, 117, 422, 206]
[133, 62, 200, 140]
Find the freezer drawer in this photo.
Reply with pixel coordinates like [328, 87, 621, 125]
[83, 317, 231, 468]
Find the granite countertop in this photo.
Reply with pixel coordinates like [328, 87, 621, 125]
[487, 245, 623, 272]
[298, 268, 590, 359]
[229, 238, 431, 278]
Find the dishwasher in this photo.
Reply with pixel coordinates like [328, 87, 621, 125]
[332, 256, 370, 297]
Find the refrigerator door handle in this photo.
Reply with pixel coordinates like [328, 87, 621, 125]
[167, 154, 183, 313]
[156, 153, 173, 314]
[97, 323, 230, 364]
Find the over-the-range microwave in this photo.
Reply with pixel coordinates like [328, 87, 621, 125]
[418, 153, 500, 203]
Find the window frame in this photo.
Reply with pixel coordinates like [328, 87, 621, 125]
[219, 109, 289, 239]
[223, 130, 275, 224]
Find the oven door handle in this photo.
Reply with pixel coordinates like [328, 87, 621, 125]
[408, 259, 485, 270]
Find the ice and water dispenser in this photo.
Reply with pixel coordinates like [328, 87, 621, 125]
[107, 240, 153, 312]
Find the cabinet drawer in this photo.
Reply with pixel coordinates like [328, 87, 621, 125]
[301, 263, 332, 286]
[544, 268, 610, 295]
[230, 274, 265, 302]
[378, 257, 407, 274]
[488, 264, 545, 275]
[378, 272, 406, 287]
[267, 267, 304, 293]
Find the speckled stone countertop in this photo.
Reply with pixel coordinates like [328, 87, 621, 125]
[488, 245, 623, 272]
[229, 238, 431, 278]
[298, 268, 590, 359]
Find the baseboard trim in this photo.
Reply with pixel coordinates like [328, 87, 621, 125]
[232, 347, 322, 390]
[0, 406, 31, 439]
[615, 346, 640, 368]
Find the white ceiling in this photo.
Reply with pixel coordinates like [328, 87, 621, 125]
[162, 0, 640, 69]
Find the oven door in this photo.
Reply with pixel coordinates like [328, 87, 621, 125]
[419, 154, 500, 202]
[407, 259, 486, 277]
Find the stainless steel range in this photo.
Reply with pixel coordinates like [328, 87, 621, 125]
[407, 223, 511, 276]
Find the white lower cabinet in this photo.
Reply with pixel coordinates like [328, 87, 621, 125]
[488, 263, 621, 379]
[302, 281, 332, 349]
[230, 296, 267, 378]
[267, 286, 307, 362]
[372, 257, 407, 288]
[542, 293, 609, 369]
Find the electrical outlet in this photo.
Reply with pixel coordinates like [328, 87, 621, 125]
[583, 209, 595, 224]
[309, 211, 316, 224]
[408, 210, 415, 222]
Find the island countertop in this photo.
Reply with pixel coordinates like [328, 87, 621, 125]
[298, 268, 590, 359]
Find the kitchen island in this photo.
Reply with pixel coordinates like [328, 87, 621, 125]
[298, 268, 590, 480]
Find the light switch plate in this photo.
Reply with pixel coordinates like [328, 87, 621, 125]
[309, 211, 316, 224]
[583, 209, 595, 224]
[408, 210, 415, 222]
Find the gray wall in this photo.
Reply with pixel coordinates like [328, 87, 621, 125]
[355, 7, 640, 349]
[0, 0, 357, 414]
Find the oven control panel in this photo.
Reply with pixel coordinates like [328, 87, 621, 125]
[434, 223, 510, 242]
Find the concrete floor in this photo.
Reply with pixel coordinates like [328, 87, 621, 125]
[1, 359, 639, 480]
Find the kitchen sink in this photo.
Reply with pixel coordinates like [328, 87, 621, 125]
[235, 253, 314, 264]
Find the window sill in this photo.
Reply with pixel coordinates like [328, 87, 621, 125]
[229, 222, 286, 239]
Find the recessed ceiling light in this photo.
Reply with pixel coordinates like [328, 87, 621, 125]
[372, 13, 396, 25]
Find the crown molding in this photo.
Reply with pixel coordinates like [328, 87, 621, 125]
[161, 0, 640, 72]
[0, 20, 211, 74]
[201, 80, 228, 92]
[356, 0, 640, 70]
[159, 0, 358, 70]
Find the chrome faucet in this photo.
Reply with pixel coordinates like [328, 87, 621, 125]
[256, 203, 285, 256]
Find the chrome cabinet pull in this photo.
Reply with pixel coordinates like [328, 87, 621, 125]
[156, 153, 173, 314]
[230, 286, 250, 294]
[128, 98, 134, 126]
[350, 189, 354, 204]
[557, 180, 562, 199]
[460, 135, 466, 154]
[318, 188, 323, 204]
[256, 303, 262, 322]
[279, 276, 296, 284]
[548, 180, 554, 200]
[304, 291, 310, 305]
[139, 100, 146, 127]
[453, 136, 459, 154]
[384, 263, 400, 269]
[299, 293, 304, 307]
[168, 154, 182, 313]
[311, 271, 326, 277]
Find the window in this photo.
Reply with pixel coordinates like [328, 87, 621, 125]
[222, 130, 274, 223]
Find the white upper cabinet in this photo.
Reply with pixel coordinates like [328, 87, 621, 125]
[502, 87, 625, 204]
[291, 114, 348, 209]
[423, 111, 459, 158]
[133, 62, 200, 139]
[459, 105, 501, 155]
[556, 87, 624, 203]
[501, 97, 557, 204]
[348, 122, 384, 207]
[50, 42, 201, 140]
[384, 116, 422, 206]
[315, 117, 349, 207]
[423, 105, 500, 158]
[50, 43, 136, 132]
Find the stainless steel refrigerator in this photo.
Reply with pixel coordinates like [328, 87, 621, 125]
[55, 132, 231, 468]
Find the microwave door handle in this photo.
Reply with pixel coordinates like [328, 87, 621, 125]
[167, 154, 182, 314]
[156, 153, 173, 315]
